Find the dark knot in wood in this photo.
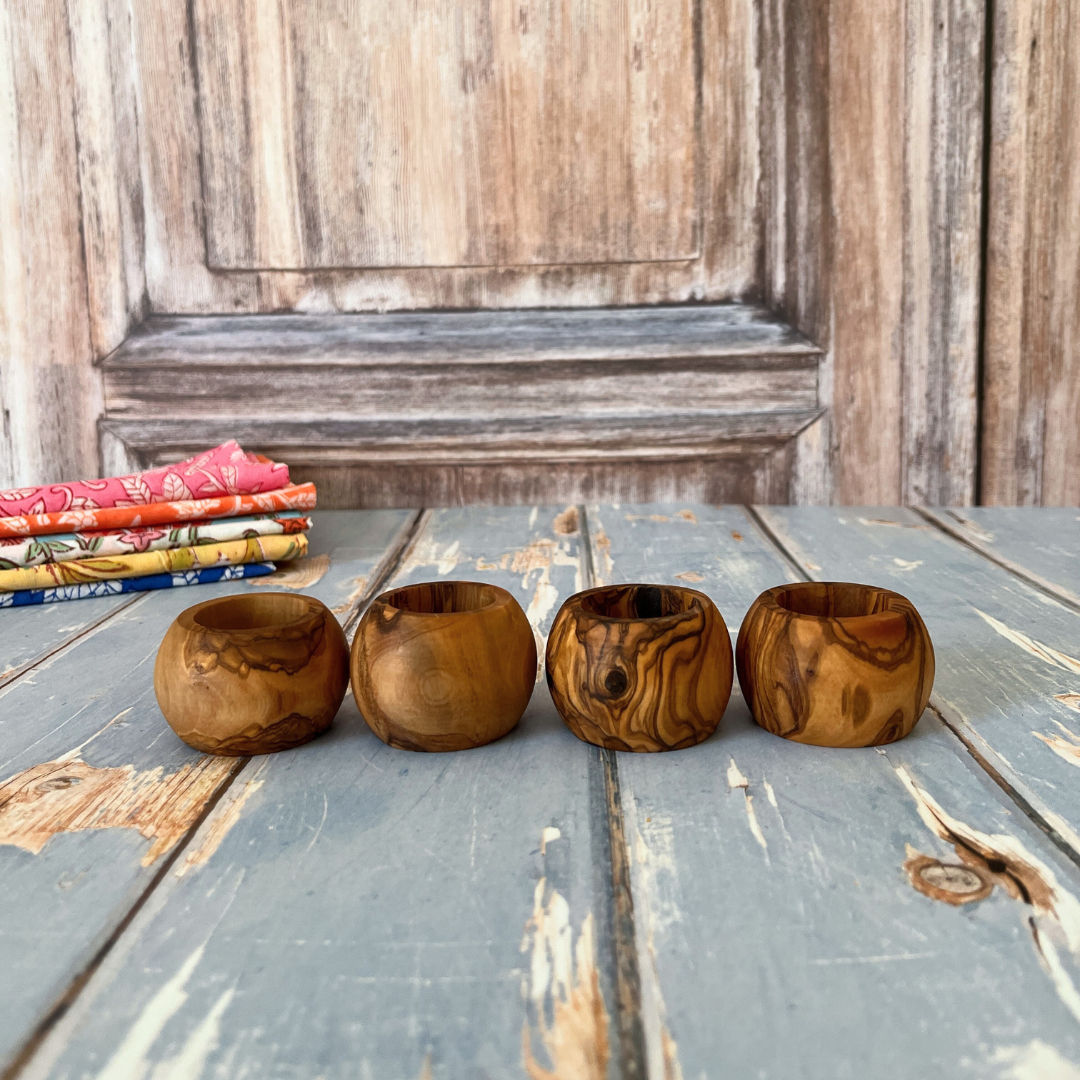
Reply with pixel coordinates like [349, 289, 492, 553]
[546, 583, 733, 752]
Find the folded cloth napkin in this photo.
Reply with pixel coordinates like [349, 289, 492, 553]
[0, 511, 311, 570]
[0, 533, 307, 592]
[0, 482, 316, 540]
[0, 441, 289, 518]
[0, 562, 275, 607]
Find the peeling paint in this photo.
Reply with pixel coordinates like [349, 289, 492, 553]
[949, 514, 994, 543]
[176, 768, 266, 876]
[253, 553, 330, 590]
[521, 877, 608, 1080]
[623, 806, 684, 1080]
[726, 759, 748, 790]
[674, 571, 704, 583]
[726, 759, 767, 856]
[540, 826, 561, 855]
[507, 537, 582, 631]
[991, 1039, 1080, 1080]
[95, 943, 207, 1080]
[676, 510, 697, 523]
[896, 765, 1080, 947]
[903, 844, 993, 905]
[592, 530, 614, 586]
[331, 575, 369, 615]
[897, 765, 1080, 1021]
[858, 518, 929, 529]
[553, 507, 579, 535]
[743, 795, 768, 854]
[892, 558, 923, 572]
[0, 754, 236, 864]
[973, 608, 1080, 674]
[1034, 726, 1080, 769]
[401, 535, 466, 577]
[1056, 694, 1080, 714]
[762, 779, 791, 842]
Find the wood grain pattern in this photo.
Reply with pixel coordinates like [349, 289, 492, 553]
[192, 0, 696, 269]
[736, 582, 935, 747]
[100, 305, 825, 507]
[132, 0, 757, 311]
[760, 0, 984, 505]
[546, 583, 733, 752]
[982, 0, 1080, 505]
[66, 0, 146, 357]
[0, 0, 102, 489]
[351, 580, 536, 751]
[155, 593, 349, 755]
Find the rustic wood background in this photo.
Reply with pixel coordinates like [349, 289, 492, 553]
[0, 0, 1076, 506]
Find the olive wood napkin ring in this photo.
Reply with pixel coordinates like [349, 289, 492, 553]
[736, 581, 935, 748]
[350, 580, 537, 752]
[154, 592, 350, 756]
[545, 583, 734, 752]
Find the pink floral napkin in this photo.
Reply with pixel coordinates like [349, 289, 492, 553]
[0, 442, 289, 518]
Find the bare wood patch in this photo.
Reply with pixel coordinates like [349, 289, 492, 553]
[857, 518, 930, 530]
[331, 576, 369, 616]
[623, 804, 685, 1080]
[726, 757, 768, 856]
[973, 609, 1080, 674]
[553, 507, 579, 536]
[1056, 695, 1080, 714]
[897, 765, 1080, 1020]
[175, 769, 266, 876]
[1034, 727, 1080, 769]
[521, 877, 609, 1080]
[592, 531, 614, 587]
[400, 534, 468, 577]
[253, 553, 330, 590]
[0, 755, 236, 865]
[676, 511, 697, 524]
[903, 845, 993, 905]
[674, 571, 704, 583]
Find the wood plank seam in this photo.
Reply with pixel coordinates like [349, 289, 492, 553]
[579, 504, 647, 1078]
[0, 594, 145, 693]
[913, 507, 1080, 615]
[743, 503, 1080, 875]
[923, 698, 1080, 877]
[0, 756, 249, 1080]
[338, 509, 427, 636]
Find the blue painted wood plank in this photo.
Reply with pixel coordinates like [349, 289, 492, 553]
[585, 503, 1080, 1079]
[921, 506, 1080, 608]
[0, 510, 412, 1074]
[757, 506, 1080, 856]
[0, 594, 136, 690]
[27, 507, 622, 1080]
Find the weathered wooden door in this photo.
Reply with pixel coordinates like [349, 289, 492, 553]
[3, 0, 1078, 505]
[105, 0, 792, 507]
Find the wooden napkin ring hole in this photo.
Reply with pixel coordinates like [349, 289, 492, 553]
[578, 584, 696, 621]
[380, 581, 502, 616]
[191, 593, 314, 632]
[773, 582, 898, 620]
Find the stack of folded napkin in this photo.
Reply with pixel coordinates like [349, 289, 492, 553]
[0, 442, 316, 607]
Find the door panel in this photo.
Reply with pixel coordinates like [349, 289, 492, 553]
[193, 0, 698, 269]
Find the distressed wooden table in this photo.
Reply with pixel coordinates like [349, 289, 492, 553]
[2, 505, 1079, 1080]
